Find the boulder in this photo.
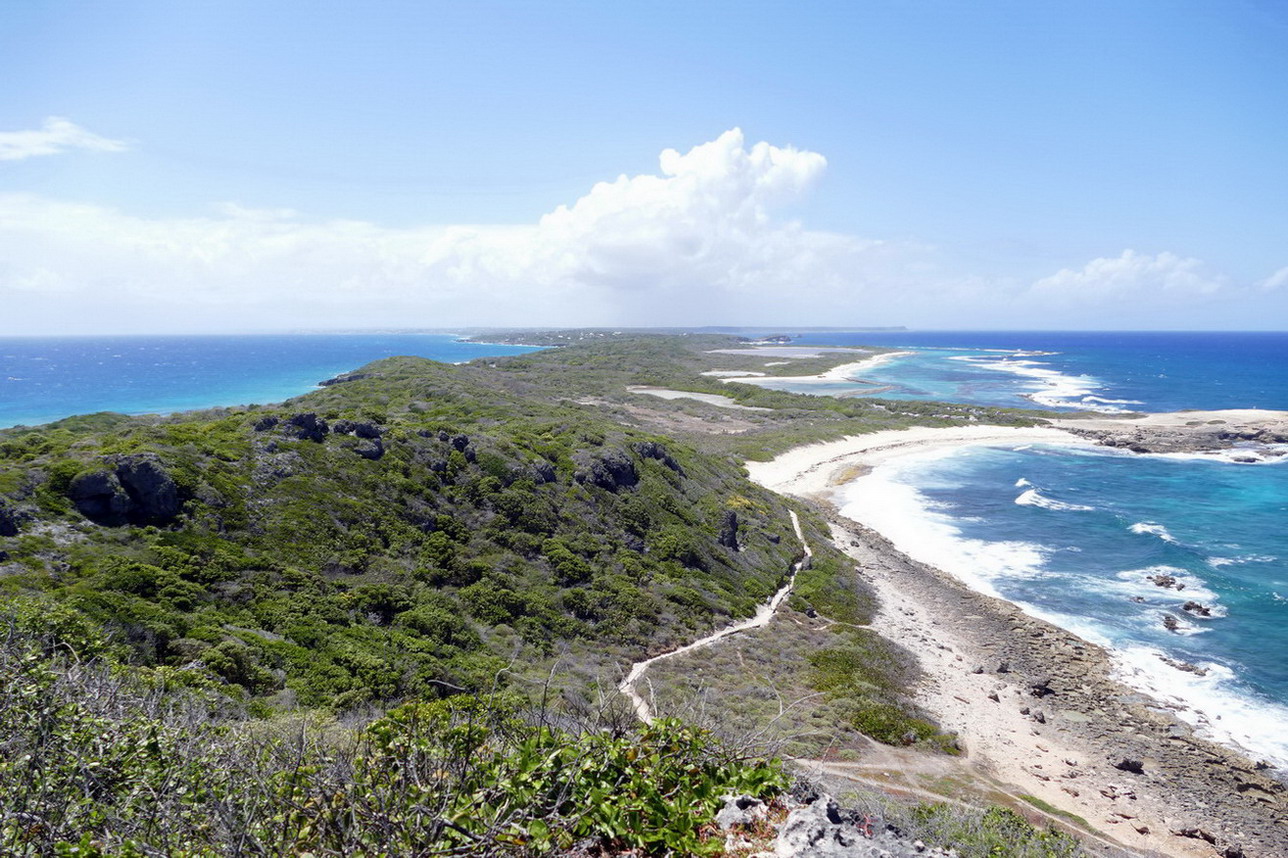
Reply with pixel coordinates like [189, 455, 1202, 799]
[252, 415, 279, 432]
[114, 454, 180, 522]
[284, 413, 328, 442]
[717, 510, 740, 550]
[573, 450, 638, 492]
[451, 433, 470, 452]
[715, 794, 767, 830]
[632, 440, 684, 474]
[354, 438, 384, 460]
[69, 470, 132, 526]
[0, 500, 22, 537]
[529, 460, 557, 484]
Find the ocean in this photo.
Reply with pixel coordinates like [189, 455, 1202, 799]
[0, 333, 540, 429]
[5, 329, 1286, 769]
[780, 331, 1288, 770]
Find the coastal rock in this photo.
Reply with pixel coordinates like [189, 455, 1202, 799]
[69, 470, 132, 526]
[68, 455, 182, 526]
[718, 510, 740, 550]
[1148, 573, 1183, 590]
[284, 413, 328, 442]
[318, 371, 371, 387]
[632, 440, 684, 474]
[715, 794, 767, 830]
[114, 454, 181, 522]
[1162, 614, 1181, 632]
[0, 499, 24, 537]
[528, 460, 557, 484]
[451, 433, 470, 452]
[252, 415, 279, 432]
[1113, 758, 1146, 775]
[1182, 600, 1213, 617]
[353, 438, 384, 460]
[332, 420, 383, 439]
[573, 450, 638, 492]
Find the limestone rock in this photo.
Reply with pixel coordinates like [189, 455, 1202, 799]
[69, 470, 132, 526]
[632, 440, 684, 474]
[573, 450, 638, 492]
[114, 454, 180, 522]
[284, 413, 328, 442]
[718, 509, 740, 550]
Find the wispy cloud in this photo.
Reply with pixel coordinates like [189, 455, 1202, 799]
[0, 117, 129, 161]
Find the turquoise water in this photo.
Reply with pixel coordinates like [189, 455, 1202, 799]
[0, 334, 540, 429]
[810, 332, 1288, 769]
[741, 331, 1288, 413]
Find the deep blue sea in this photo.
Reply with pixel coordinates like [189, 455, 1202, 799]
[764, 331, 1288, 769]
[0, 334, 539, 429]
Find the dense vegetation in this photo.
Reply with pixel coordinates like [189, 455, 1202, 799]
[0, 334, 1083, 855]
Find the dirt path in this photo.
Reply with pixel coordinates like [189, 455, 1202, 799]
[619, 510, 812, 723]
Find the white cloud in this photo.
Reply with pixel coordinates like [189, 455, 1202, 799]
[1258, 266, 1288, 292]
[0, 129, 1274, 333]
[1028, 250, 1227, 304]
[0, 117, 129, 161]
[0, 129, 929, 332]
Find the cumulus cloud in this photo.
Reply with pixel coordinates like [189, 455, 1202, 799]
[0, 117, 129, 161]
[0, 129, 929, 332]
[1028, 250, 1227, 303]
[1, 128, 1273, 333]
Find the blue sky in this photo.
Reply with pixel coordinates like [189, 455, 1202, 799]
[2, 0, 1286, 332]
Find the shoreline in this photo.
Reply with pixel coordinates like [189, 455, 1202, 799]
[748, 419, 1288, 857]
[716, 350, 914, 387]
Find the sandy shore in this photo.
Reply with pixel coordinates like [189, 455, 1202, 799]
[716, 350, 914, 387]
[749, 423, 1288, 857]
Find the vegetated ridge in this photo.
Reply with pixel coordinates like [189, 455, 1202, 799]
[0, 334, 1085, 856]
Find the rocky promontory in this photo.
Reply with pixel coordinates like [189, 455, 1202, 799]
[1054, 409, 1288, 458]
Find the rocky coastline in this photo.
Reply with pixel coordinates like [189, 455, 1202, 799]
[745, 413, 1288, 857]
[1053, 409, 1288, 458]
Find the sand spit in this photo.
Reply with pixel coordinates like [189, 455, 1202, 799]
[749, 420, 1288, 857]
[717, 351, 914, 388]
[626, 385, 771, 411]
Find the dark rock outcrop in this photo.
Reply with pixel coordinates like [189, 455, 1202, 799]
[318, 371, 372, 387]
[115, 454, 180, 522]
[0, 499, 25, 536]
[354, 438, 384, 460]
[252, 415, 279, 432]
[451, 434, 470, 452]
[529, 460, 557, 484]
[717, 510, 740, 550]
[69, 470, 132, 526]
[633, 440, 684, 474]
[284, 413, 328, 442]
[333, 420, 383, 439]
[69, 455, 181, 526]
[573, 450, 638, 492]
